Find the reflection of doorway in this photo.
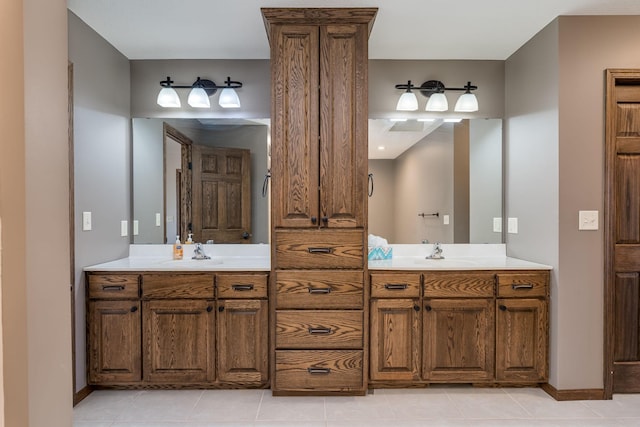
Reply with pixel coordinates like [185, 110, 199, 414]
[192, 145, 252, 243]
[163, 123, 191, 242]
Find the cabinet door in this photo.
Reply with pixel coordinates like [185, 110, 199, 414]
[423, 298, 494, 382]
[319, 24, 368, 228]
[271, 24, 320, 228]
[370, 299, 421, 382]
[143, 299, 215, 383]
[496, 298, 548, 382]
[217, 299, 268, 384]
[88, 300, 141, 384]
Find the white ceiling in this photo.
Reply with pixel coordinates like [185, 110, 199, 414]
[68, 0, 640, 60]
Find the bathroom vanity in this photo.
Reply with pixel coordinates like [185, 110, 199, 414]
[85, 243, 550, 392]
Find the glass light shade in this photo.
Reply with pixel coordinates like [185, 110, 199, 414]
[156, 87, 181, 108]
[425, 93, 448, 112]
[187, 87, 211, 108]
[396, 91, 418, 111]
[454, 93, 479, 112]
[218, 88, 241, 108]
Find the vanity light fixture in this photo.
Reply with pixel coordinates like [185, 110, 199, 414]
[394, 80, 479, 112]
[157, 76, 243, 109]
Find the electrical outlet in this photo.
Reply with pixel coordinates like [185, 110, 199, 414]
[133, 220, 139, 236]
[443, 214, 450, 225]
[493, 217, 502, 233]
[82, 211, 92, 231]
[120, 220, 128, 237]
[155, 213, 161, 227]
[508, 217, 518, 234]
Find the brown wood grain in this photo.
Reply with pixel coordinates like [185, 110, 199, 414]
[370, 272, 421, 298]
[141, 274, 214, 299]
[276, 310, 363, 349]
[216, 273, 268, 299]
[217, 299, 269, 384]
[496, 272, 549, 298]
[422, 298, 495, 382]
[495, 298, 547, 382]
[88, 274, 139, 299]
[143, 299, 215, 383]
[274, 229, 364, 269]
[88, 300, 141, 384]
[423, 272, 495, 298]
[275, 270, 363, 309]
[613, 273, 640, 361]
[369, 298, 421, 381]
[275, 350, 363, 391]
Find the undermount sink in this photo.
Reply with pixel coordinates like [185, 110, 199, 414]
[414, 258, 478, 267]
[158, 258, 223, 266]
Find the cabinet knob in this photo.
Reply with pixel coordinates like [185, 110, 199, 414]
[499, 305, 507, 311]
[424, 305, 432, 312]
[218, 306, 225, 312]
[413, 305, 420, 312]
[207, 306, 213, 312]
[321, 216, 328, 224]
[130, 306, 138, 313]
[311, 216, 317, 224]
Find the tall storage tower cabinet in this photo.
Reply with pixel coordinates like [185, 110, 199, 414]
[262, 8, 377, 395]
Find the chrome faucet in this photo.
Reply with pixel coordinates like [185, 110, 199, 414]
[192, 243, 211, 260]
[426, 242, 444, 260]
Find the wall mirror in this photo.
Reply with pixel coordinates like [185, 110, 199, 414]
[132, 118, 271, 245]
[368, 118, 503, 244]
[132, 117, 502, 246]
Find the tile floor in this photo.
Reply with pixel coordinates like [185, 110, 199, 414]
[74, 386, 640, 427]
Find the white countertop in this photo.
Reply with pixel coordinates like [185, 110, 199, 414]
[83, 243, 552, 272]
[84, 244, 271, 272]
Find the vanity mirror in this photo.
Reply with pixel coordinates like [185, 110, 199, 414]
[131, 117, 502, 246]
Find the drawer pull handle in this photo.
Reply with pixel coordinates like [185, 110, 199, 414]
[232, 284, 254, 291]
[102, 285, 125, 291]
[511, 283, 534, 290]
[384, 283, 408, 290]
[308, 247, 333, 254]
[308, 287, 332, 294]
[307, 367, 331, 375]
[308, 327, 332, 335]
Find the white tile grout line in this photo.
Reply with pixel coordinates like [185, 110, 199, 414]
[255, 388, 266, 422]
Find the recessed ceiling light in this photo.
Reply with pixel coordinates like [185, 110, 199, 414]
[377, 146, 386, 150]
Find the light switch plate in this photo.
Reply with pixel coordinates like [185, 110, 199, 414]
[443, 214, 450, 225]
[155, 213, 161, 227]
[120, 220, 128, 237]
[133, 220, 139, 236]
[82, 211, 92, 231]
[493, 217, 502, 233]
[508, 217, 518, 234]
[579, 210, 599, 230]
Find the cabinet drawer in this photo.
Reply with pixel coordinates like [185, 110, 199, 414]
[371, 273, 421, 298]
[497, 273, 548, 298]
[424, 272, 495, 297]
[141, 274, 214, 299]
[276, 310, 363, 349]
[276, 271, 363, 309]
[274, 230, 364, 269]
[217, 273, 268, 299]
[88, 274, 139, 299]
[275, 350, 363, 391]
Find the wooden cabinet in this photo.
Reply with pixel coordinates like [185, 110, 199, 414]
[263, 7, 377, 396]
[265, 8, 375, 229]
[87, 274, 141, 384]
[495, 273, 549, 383]
[86, 271, 268, 388]
[423, 298, 494, 382]
[369, 270, 549, 387]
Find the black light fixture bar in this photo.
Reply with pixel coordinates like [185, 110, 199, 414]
[159, 76, 243, 96]
[394, 80, 477, 97]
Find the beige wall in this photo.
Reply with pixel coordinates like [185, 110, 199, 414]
[507, 15, 640, 391]
[1, 0, 72, 426]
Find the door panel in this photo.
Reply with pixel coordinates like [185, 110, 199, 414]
[192, 146, 251, 243]
[606, 70, 640, 395]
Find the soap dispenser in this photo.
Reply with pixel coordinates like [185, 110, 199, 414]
[173, 236, 183, 260]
